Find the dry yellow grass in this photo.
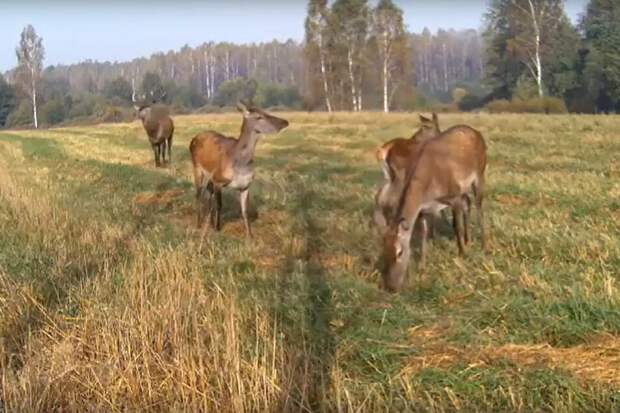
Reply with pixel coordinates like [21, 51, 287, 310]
[1, 112, 619, 412]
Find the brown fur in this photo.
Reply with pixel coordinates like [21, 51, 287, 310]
[374, 114, 472, 271]
[382, 125, 487, 292]
[136, 104, 174, 167]
[189, 103, 289, 237]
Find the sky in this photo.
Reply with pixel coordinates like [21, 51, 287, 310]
[1, 0, 589, 72]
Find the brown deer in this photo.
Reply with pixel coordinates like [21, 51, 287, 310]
[133, 92, 174, 167]
[381, 125, 487, 292]
[374, 114, 471, 269]
[189, 102, 289, 237]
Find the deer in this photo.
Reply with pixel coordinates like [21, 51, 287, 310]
[381, 124, 487, 292]
[189, 101, 289, 238]
[373, 113, 472, 269]
[133, 91, 174, 167]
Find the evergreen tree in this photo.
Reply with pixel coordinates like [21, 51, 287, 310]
[581, 0, 620, 112]
[0, 75, 17, 127]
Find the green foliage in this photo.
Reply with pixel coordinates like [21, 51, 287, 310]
[171, 84, 207, 109]
[451, 87, 468, 103]
[254, 82, 302, 109]
[212, 78, 258, 107]
[6, 99, 33, 127]
[483, 0, 582, 108]
[485, 97, 567, 113]
[512, 75, 539, 100]
[103, 77, 133, 104]
[458, 94, 488, 111]
[140, 72, 166, 103]
[581, 0, 620, 112]
[67, 93, 100, 119]
[39, 99, 66, 125]
[40, 71, 71, 103]
[0, 76, 16, 127]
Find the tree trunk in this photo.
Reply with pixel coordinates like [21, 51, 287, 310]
[319, 52, 332, 112]
[318, 32, 332, 113]
[528, 0, 544, 97]
[347, 49, 357, 111]
[382, 33, 390, 113]
[31, 66, 38, 129]
[442, 43, 449, 92]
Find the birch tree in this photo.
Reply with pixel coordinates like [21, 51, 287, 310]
[331, 0, 369, 111]
[508, 0, 564, 97]
[305, 0, 333, 112]
[15, 25, 44, 128]
[372, 0, 406, 112]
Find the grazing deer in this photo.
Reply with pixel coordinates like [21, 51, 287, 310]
[189, 102, 289, 237]
[133, 91, 174, 167]
[374, 114, 471, 269]
[381, 125, 487, 292]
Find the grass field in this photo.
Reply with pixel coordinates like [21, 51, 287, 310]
[1, 112, 619, 412]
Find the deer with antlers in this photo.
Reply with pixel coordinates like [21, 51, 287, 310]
[133, 90, 174, 167]
[189, 102, 289, 237]
[374, 114, 472, 270]
[380, 123, 487, 292]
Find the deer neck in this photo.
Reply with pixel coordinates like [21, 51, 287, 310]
[232, 119, 261, 167]
[396, 178, 424, 230]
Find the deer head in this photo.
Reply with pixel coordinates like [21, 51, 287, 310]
[237, 101, 289, 135]
[132, 89, 150, 120]
[411, 113, 440, 142]
[382, 218, 413, 292]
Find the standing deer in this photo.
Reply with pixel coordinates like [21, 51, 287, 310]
[374, 114, 471, 269]
[381, 125, 487, 292]
[133, 92, 174, 167]
[189, 102, 289, 237]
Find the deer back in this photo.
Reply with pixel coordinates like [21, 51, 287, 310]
[405, 125, 486, 204]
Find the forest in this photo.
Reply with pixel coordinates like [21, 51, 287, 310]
[0, 0, 619, 129]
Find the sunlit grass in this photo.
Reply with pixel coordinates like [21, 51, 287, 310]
[1, 113, 619, 411]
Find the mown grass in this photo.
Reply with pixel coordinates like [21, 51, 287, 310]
[0, 112, 619, 412]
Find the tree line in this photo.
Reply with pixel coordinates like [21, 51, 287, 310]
[483, 0, 620, 113]
[1, 0, 619, 128]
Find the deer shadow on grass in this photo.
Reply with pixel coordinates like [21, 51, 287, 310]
[270, 175, 336, 412]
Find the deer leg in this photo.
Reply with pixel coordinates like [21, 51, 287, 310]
[152, 144, 161, 167]
[209, 186, 221, 230]
[428, 214, 436, 240]
[202, 183, 216, 235]
[472, 179, 487, 250]
[419, 214, 429, 271]
[239, 188, 252, 238]
[463, 195, 471, 245]
[167, 136, 172, 165]
[452, 202, 466, 256]
[196, 182, 211, 229]
[214, 189, 222, 231]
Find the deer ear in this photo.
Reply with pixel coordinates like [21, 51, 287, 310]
[236, 101, 249, 115]
[432, 112, 440, 130]
[419, 114, 431, 123]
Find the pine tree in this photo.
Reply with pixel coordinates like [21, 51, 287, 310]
[581, 0, 620, 112]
